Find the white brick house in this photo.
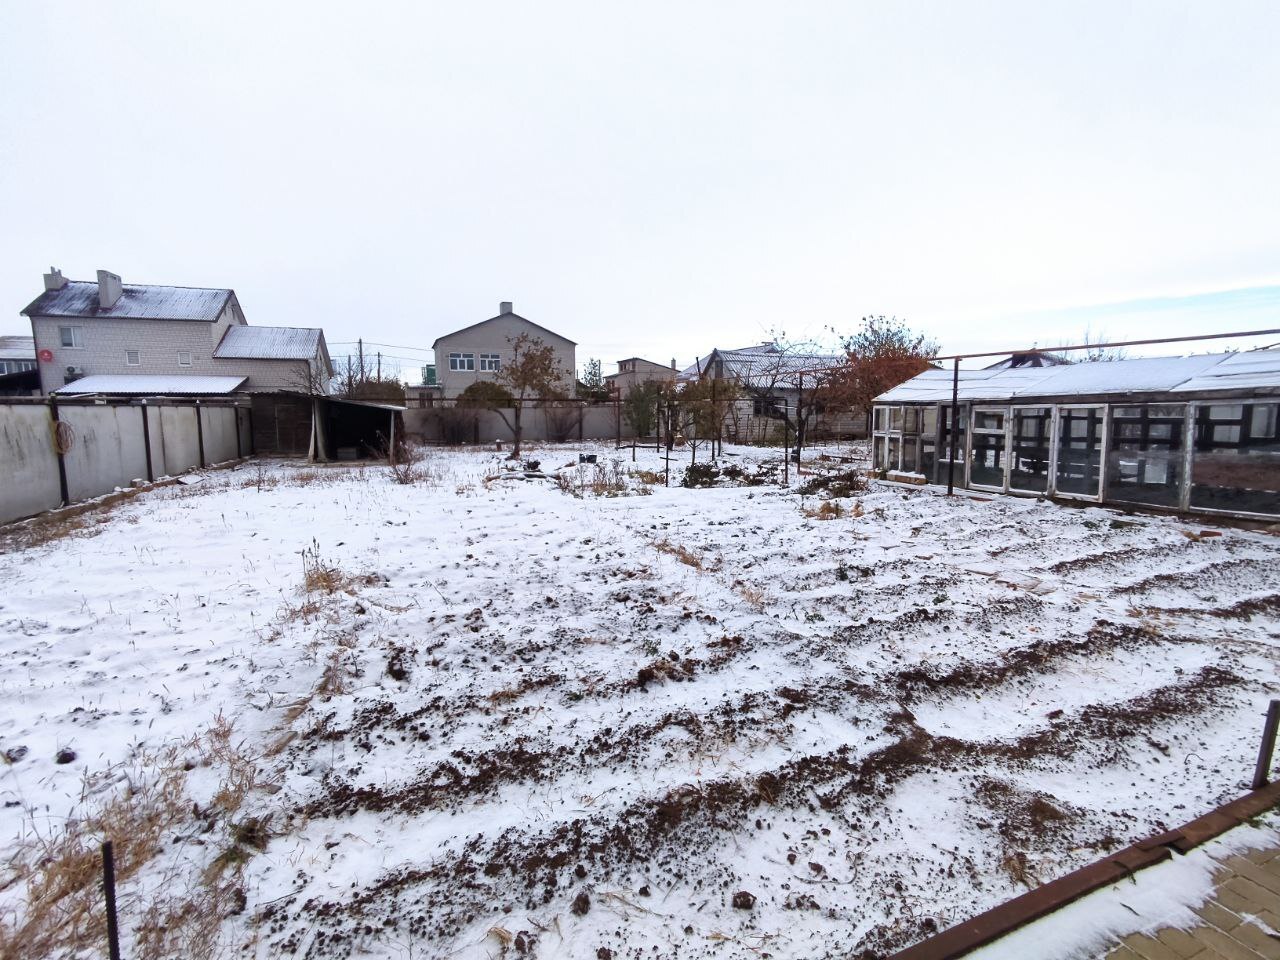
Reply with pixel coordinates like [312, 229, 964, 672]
[21, 269, 332, 395]
[431, 302, 576, 399]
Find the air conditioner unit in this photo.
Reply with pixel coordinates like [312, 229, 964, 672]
[66, 366, 84, 376]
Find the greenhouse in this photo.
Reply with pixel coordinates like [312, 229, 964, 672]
[872, 349, 1280, 519]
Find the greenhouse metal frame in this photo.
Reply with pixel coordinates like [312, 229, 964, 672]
[872, 349, 1280, 520]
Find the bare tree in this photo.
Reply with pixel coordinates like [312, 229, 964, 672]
[494, 333, 565, 459]
[1051, 327, 1129, 363]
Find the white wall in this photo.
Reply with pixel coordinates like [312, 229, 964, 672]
[0, 404, 62, 522]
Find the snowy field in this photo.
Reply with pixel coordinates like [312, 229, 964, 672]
[2, 442, 1279, 960]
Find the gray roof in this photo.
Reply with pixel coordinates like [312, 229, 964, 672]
[215, 325, 322, 360]
[0, 335, 35, 360]
[23, 281, 232, 321]
[878, 349, 1280, 404]
[54, 374, 247, 396]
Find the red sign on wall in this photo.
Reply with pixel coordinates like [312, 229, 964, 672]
[38, 349, 54, 362]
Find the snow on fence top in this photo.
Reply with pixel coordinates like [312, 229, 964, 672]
[878, 349, 1280, 404]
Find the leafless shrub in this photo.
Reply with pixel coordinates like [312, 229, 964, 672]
[556, 460, 629, 498]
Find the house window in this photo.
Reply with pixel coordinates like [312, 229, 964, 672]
[479, 353, 500, 372]
[125, 350, 141, 366]
[449, 353, 475, 371]
[59, 326, 83, 348]
[177, 351, 192, 366]
[752, 398, 783, 418]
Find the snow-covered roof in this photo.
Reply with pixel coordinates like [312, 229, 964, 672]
[22, 281, 232, 321]
[878, 349, 1280, 404]
[679, 343, 844, 388]
[0, 335, 34, 360]
[215, 326, 323, 360]
[54, 375, 247, 396]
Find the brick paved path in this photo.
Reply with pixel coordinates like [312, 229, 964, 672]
[1101, 846, 1280, 960]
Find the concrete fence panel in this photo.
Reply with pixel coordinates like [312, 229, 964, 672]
[202, 406, 240, 464]
[404, 402, 632, 446]
[59, 405, 150, 503]
[0, 404, 61, 523]
[158, 406, 200, 475]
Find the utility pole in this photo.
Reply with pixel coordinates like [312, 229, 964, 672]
[377, 352, 382, 380]
[358, 339, 365, 382]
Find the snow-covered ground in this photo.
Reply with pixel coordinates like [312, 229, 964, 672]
[1, 442, 1278, 959]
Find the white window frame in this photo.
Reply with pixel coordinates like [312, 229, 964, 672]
[1008, 405, 1054, 495]
[966, 406, 1010, 492]
[449, 352, 475, 372]
[177, 351, 192, 366]
[59, 325, 83, 349]
[125, 349, 141, 366]
[479, 353, 501, 372]
[1050, 404, 1108, 502]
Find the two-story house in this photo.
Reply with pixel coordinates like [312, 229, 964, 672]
[605, 357, 677, 395]
[21, 268, 332, 395]
[431, 302, 575, 399]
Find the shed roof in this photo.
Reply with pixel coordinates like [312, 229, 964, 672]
[214, 325, 322, 360]
[23, 281, 232, 321]
[877, 349, 1280, 404]
[54, 375, 247, 396]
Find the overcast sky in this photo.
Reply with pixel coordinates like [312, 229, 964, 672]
[2, 1, 1277, 379]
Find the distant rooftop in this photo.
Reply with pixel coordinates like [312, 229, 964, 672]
[0, 335, 34, 360]
[23, 280, 232, 321]
[679, 343, 844, 388]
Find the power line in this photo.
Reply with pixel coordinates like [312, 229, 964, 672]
[328, 340, 436, 353]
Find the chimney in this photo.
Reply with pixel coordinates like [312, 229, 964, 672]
[44, 267, 67, 291]
[671, 357, 677, 370]
[97, 270, 122, 309]
[500, 301, 513, 315]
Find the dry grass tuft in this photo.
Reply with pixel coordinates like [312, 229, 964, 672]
[652, 537, 704, 569]
[0, 717, 266, 960]
[803, 501, 845, 520]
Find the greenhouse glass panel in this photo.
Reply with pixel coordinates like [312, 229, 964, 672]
[1055, 407, 1104, 497]
[1010, 407, 1052, 492]
[1190, 402, 1280, 515]
[1106, 405, 1185, 508]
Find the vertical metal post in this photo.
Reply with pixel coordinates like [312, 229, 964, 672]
[139, 403, 154, 482]
[234, 406, 243, 459]
[783, 414, 790, 486]
[49, 398, 71, 506]
[195, 400, 206, 468]
[389, 412, 396, 464]
[946, 358, 960, 495]
[1252, 699, 1280, 790]
[102, 840, 122, 960]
